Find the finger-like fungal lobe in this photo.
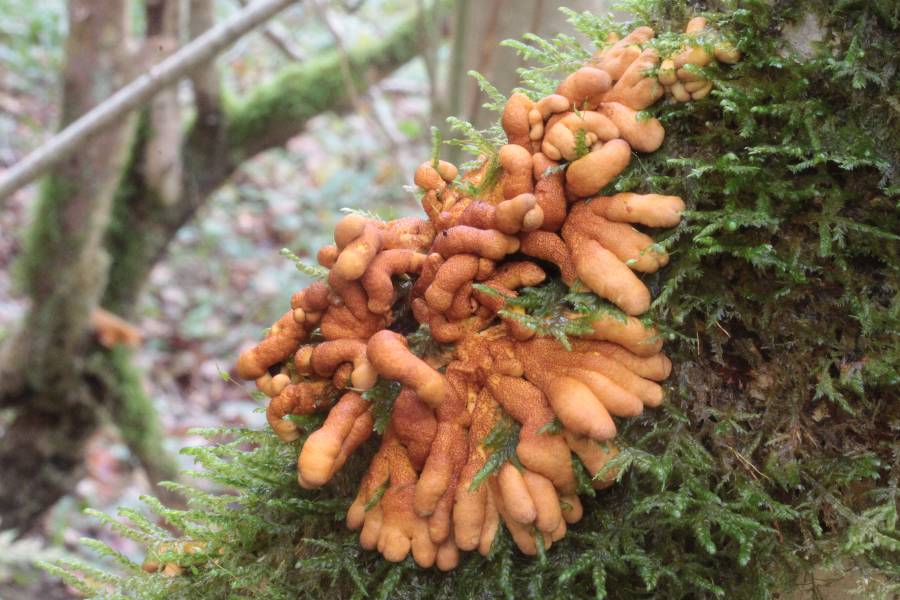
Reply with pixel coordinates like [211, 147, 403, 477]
[230, 17, 738, 568]
[367, 331, 449, 408]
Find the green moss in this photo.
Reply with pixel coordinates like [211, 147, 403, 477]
[52, 1, 899, 598]
[16, 174, 76, 298]
[102, 346, 178, 483]
[102, 112, 158, 316]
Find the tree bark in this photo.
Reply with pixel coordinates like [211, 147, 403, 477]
[0, 1, 441, 535]
[143, 0, 184, 207]
[457, 0, 612, 129]
[0, 0, 137, 533]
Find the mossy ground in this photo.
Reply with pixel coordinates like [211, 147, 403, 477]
[48, 1, 899, 598]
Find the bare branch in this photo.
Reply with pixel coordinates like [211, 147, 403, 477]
[310, 0, 400, 150]
[143, 0, 184, 206]
[235, 0, 307, 61]
[189, 0, 223, 119]
[417, 0, 440, 116]
[0, 0, 299, 204]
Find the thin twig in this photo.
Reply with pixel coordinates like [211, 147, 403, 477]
[235, 0, 306, 61]
[0, 0, 298, 203]
[368, 85, 404, 147]
[417, 0, 440, 117]
[723, 443, 770, 482]
[714, 320, 731, 338]
[310, 0, 399, 150]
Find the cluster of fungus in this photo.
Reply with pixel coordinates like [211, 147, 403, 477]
[230, 19, 739, 571]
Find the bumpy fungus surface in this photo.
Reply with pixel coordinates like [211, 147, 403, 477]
[228, 21, 738, 570]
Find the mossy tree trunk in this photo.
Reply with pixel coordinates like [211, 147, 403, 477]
[0, 0, 440, 534]
[0, 0, 137, 533]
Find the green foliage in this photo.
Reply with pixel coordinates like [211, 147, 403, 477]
[501, 30, 590, 97]
[467, 70, 508, 114]
[49, 1, 900, 598]
[406, 324, 453, 359]
[279, 248, 329, 280]
[0, 0, 65, 83]
[445, 115, 506, 180]
[477, 278, 638, 350]
[573, 127, 590, 159]
[430, 126, 443, 169]
[0, 0, 65, 157]
[363, 379, 402, 435]
[340, 207, 388, 222]
[470, 414, 521, 491]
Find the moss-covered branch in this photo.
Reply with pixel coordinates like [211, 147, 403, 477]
[96, 347, 180, 492]
[103, 2, 443, 314]
[225, 2, 440, 163]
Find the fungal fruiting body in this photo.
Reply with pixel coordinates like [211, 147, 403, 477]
[232, 21, 739, 570]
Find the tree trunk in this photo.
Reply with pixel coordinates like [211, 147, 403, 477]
[0, 0, 137, 534]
